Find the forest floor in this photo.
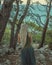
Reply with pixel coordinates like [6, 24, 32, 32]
[0, 44, 52, 65]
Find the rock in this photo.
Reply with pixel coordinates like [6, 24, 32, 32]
[8, 48, 14, 53]
[0, 48, 5, 56]
[0, 47, 9, 56]
[3, 59, 11, 65]
[50, 51, 52, 55]
[34, 49, 40, 54]
[39, 54, 45, 60]
[32, 44, 39, 49]
[0, 64, 2, 65]
[49, 57, 52, 62]
[0, 44, 52, 65]
[39, 45, 48, 53]
[2, 47, 9, 53]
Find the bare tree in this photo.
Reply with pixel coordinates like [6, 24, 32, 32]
[12, 0, 31, 50]
[0, 0, 14, 43]
[9, 0, 19, 48]
[25, 1, 52, 48]
[38, 0, 52, 48]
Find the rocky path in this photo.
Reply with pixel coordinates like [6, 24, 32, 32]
[0, 45, 52, 65]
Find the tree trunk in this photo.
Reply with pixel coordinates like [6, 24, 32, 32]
[0, 0, 14, 43]
[10, 23, 15, 48]
[38, 1, 51, 49]
[13, 0, 31, 50]
[9, 0, 19, 48]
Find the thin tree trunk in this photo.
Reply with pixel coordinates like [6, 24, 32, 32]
[9, 0, 19, 48]
[38, 1, 51, 48]
[13, 0, 31, 50]
[0, 0, 14, 43]
[10, 23, 15, 48]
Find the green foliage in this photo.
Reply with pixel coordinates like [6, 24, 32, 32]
[26, 22, 43, 31]
[45, 36, 52, 44]
[32, 30, 52, 44]
[32, 33, 41, 43]
[45, 30, 52, 44]
[1, 22, 52, 45]
[25, 22, 52, 44]
[2, 27, 11, 44]
[35, 34, 41, 43]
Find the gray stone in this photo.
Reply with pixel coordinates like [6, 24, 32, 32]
[0, 64, 2, 65]
[4, 59, 11, 65]
[8, 48, 14, 53]
[49, 57, 52, 62]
